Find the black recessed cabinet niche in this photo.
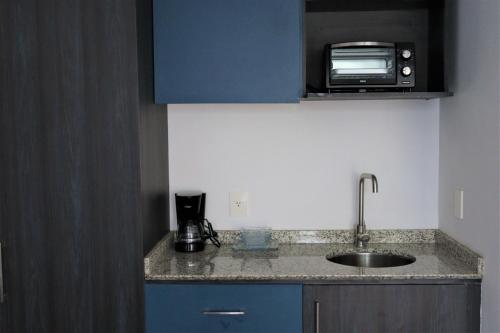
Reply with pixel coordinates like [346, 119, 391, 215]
[303, 0, 452, 100]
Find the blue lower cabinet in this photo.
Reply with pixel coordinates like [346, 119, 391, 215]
[146, 284, 303, 333]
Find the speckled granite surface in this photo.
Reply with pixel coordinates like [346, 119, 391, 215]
[144, 229, 483, 281]
[216, 229, 436, 244]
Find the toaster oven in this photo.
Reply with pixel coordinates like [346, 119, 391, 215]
[325, 42, 415, 90]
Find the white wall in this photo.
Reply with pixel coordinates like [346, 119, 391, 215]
[168, 100, 439, 230]
[439, 0, 500, 331]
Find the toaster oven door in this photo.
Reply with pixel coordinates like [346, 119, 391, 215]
[329, 43, 396, 86]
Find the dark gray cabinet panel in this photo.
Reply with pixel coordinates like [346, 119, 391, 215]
[303, 283, 480, 333]
[137, 0, 170, 255]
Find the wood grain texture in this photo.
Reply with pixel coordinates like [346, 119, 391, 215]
[0, 1, 51, 331]
[0, 0, 150, 331]
[303, 283, 481, 333]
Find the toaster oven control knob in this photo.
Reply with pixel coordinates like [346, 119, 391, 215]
[401, 49, 412, 60]
[401, 66, 412, 77]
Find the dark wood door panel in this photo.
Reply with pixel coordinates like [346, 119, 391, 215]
[0, 0, 147, 332]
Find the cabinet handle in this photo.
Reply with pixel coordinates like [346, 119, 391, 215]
[0, 242, 4, 303]
[201, 310, 246, 316]
[315, 301, 320, 333]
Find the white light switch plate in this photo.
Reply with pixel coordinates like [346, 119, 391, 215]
[454, 189, 464, 220]
[230, 192, 249, 217]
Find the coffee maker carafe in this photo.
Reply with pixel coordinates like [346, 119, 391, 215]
[175, 192, 220, 252]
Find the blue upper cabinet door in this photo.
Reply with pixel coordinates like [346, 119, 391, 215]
[153, 0, 303, 103]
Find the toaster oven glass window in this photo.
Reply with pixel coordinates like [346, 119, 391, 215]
[330, 47, 395, 79]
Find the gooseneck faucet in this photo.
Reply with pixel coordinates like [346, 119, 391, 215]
[356, 173, 378, 248]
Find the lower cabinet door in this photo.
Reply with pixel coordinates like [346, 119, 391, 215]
[146, 284, 302, 333]
[303, 283, 480, 333]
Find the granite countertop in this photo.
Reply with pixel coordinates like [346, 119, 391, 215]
[144, 230, 483, 281]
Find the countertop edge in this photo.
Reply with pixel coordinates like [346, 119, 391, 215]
[144, 229, 484, 282]
[145, 274, 483, 282]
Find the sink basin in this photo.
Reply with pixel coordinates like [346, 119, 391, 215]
[327, 252, 416, 268]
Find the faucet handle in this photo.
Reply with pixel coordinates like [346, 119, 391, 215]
[357, 233, 370, 242]
[356, 232, 370, 248]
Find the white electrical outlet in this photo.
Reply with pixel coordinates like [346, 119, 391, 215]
[454, 189, 464, 220]
[230, 192, 249, 217]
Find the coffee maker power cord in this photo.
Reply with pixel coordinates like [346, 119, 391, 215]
[203, 219, 221, 248]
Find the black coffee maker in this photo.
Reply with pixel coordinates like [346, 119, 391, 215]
[175, 192, 220, 252]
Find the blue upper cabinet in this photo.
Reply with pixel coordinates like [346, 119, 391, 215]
[153, 0, 303, 103]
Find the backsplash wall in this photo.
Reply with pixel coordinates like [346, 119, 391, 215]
[168, 100, 439, 230]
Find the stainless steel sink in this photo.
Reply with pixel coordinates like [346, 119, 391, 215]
[327, 252, 416, 268]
